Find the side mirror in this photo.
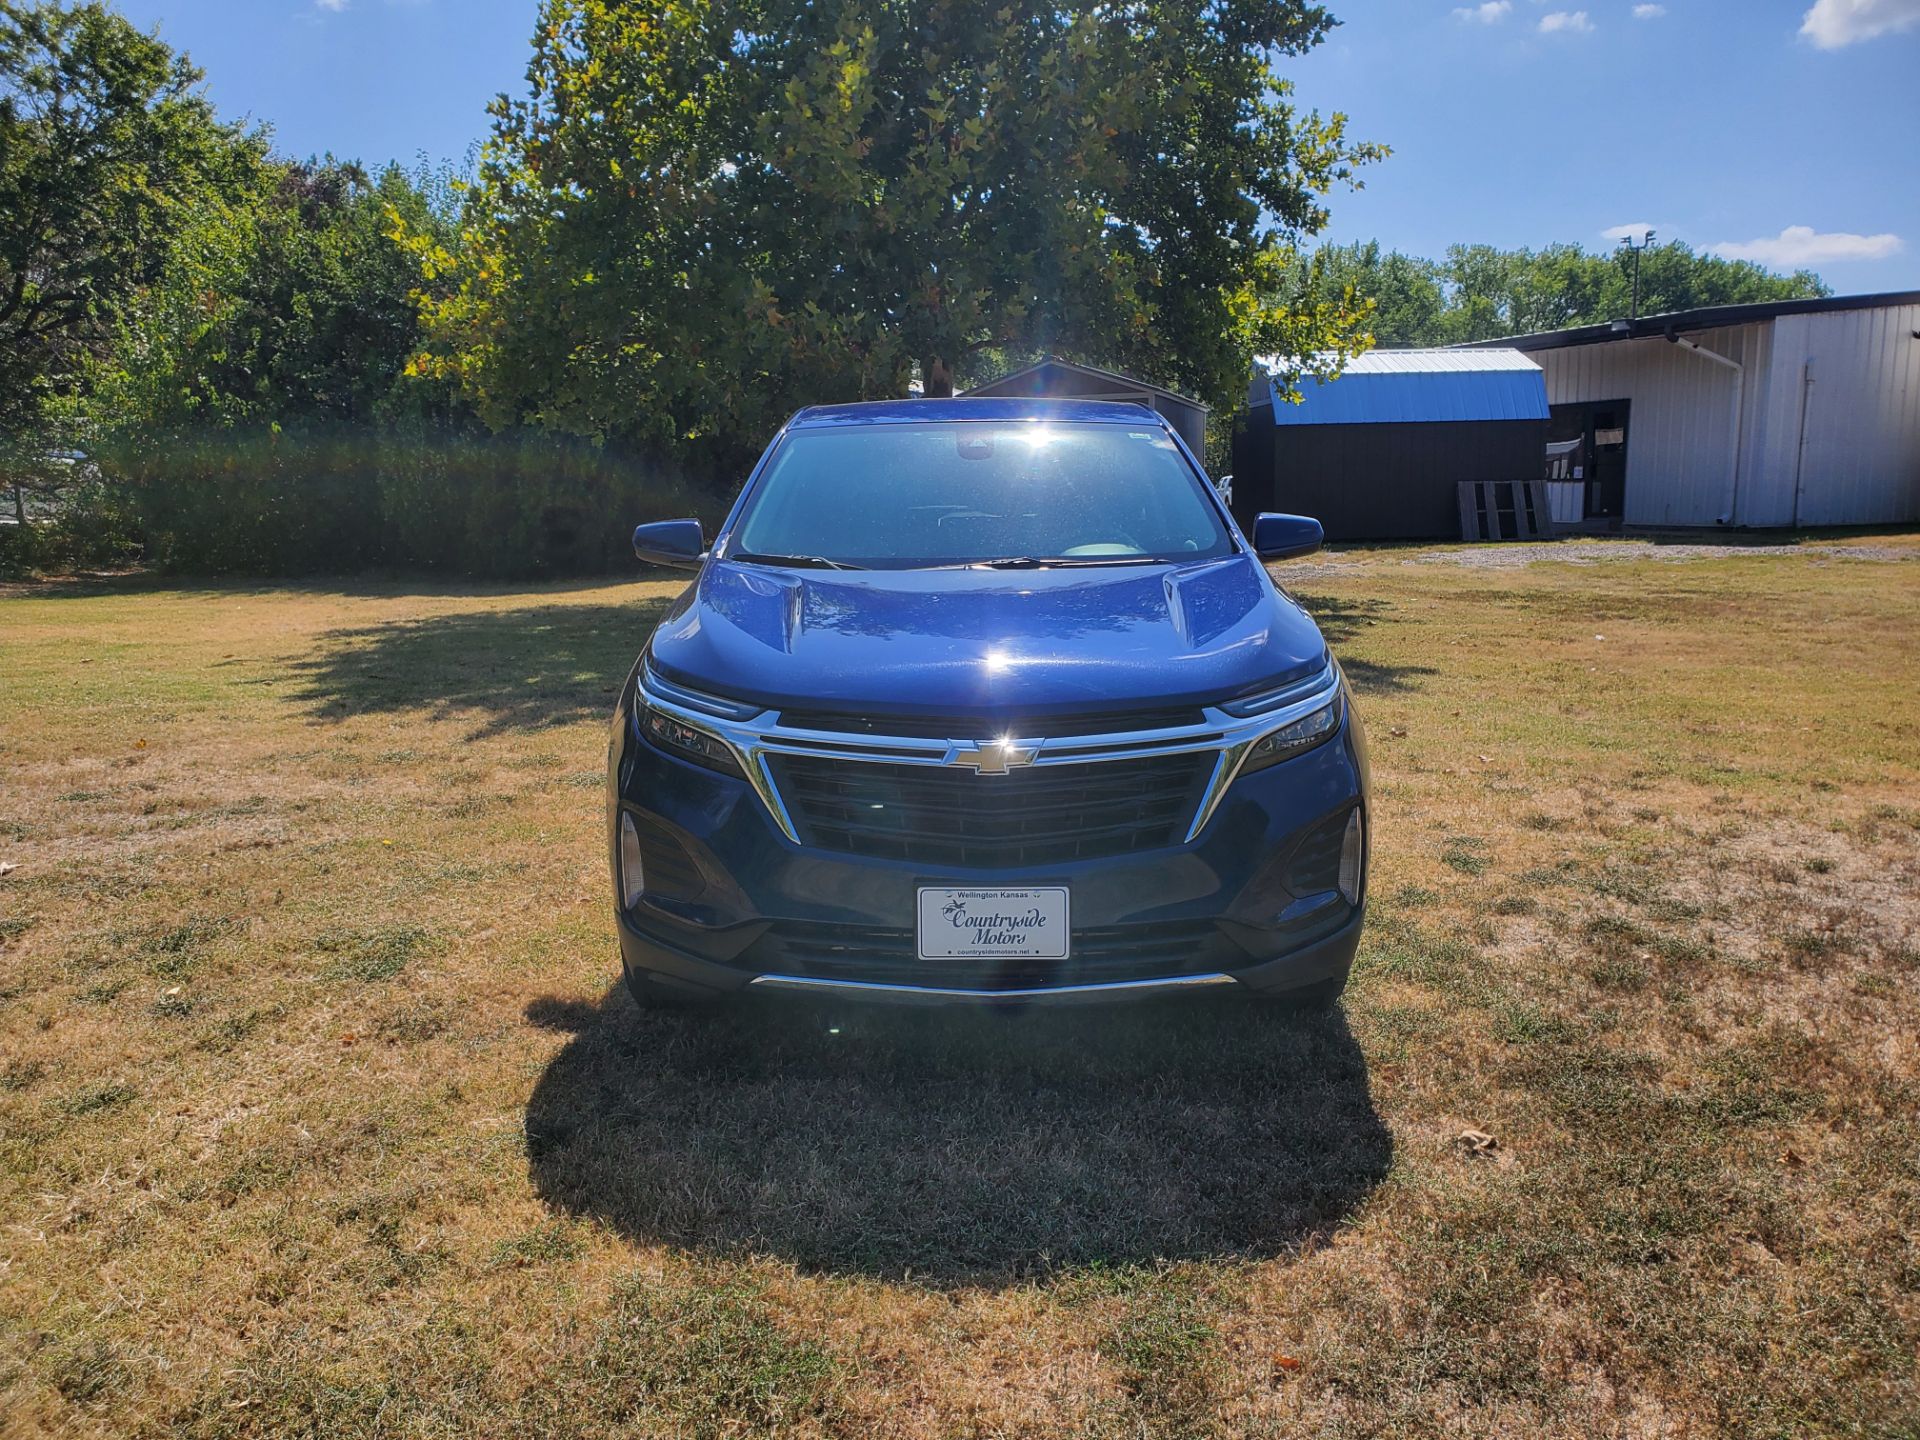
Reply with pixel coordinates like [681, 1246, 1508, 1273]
[633, 519, 706, 570]
[1252, 513, 1323, 561]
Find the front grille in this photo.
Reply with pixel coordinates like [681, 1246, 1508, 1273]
[773, 706, 1205, 741]
[1285, 808, 1352, 896]
[769, 751, 1214, 867]
[744, 918, 1233, 989]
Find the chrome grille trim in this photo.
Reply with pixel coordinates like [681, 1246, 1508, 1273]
[637, 657, 1341, 849]
[747, 972, 1238, 1003]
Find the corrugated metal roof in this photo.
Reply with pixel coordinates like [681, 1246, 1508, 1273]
[1254, 349, 1549, 426]
[1319, 348, 1543, 375]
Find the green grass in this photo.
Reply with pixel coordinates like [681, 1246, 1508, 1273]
[314, 923, 438, 982]
[2, 539, 1918, 1438]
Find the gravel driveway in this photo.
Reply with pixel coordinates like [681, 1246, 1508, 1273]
[1277, 536, 1917, 581]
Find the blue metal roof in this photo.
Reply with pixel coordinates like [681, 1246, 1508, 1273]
[791, 397, 1163, 428]
[1258, 349, 1549, 427]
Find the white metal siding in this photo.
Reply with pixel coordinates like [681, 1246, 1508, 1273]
[1754, 305, 1920, 525]
[1533, 309, 1920, 527]
[1533, 324, 1771, 527]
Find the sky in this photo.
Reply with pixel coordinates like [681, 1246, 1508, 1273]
[110, 0, 1920, 295]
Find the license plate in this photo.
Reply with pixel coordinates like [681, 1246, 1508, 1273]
[916, 887, 1069, 960]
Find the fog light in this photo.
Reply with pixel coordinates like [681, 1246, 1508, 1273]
[618, 811, 646, 909]
[1338, 808, 1364, 905]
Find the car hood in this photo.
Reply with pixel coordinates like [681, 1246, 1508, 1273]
[647, 554, 1329, 719]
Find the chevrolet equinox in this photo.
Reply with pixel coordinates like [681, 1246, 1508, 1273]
[606, 398, 1369, 1007]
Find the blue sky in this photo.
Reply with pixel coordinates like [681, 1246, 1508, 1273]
[112, 0, 1920, 294]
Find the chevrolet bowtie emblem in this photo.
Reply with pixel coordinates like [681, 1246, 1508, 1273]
[943, 738, 1042, 775]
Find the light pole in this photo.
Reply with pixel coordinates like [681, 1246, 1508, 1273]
[1617, 229, 1655, 320]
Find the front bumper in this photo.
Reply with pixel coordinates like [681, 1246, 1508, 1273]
[616, 906, 1364, 1006]
[606, 680, 1372, 1005]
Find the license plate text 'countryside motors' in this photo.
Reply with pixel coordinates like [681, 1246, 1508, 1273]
[916, 888, 1069, 960]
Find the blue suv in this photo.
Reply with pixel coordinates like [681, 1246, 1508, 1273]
[607, 398, 1368, 1007]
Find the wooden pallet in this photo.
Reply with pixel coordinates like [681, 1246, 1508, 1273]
[1457, 480, 1556, 541]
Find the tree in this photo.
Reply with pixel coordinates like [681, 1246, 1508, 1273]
[1301, 241, 1443, 347]
[1611, 239, 1826, 320]
[96, 158, 451, 433]
[1297, 237, 1831, 349]
[409, 0, 1384, 470]
[1438, 239, 1828, 342]
[81, 158, 472, 573]
[0, 1, 259, 445]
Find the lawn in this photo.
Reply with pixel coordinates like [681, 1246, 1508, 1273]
[2, 537, 1917, 1438]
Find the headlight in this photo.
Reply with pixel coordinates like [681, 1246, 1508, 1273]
[1237, 696, 1341, 777]
[637, 704, 747, 777]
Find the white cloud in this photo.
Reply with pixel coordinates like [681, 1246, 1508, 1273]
[1538, 10, 1594, 34]
[1800, 0, 1920, 48]
[1602, 223, 1659, 242]
[1453, 1, 1513, 22]
[1632, 4, 1667, 18]
[1711, 225, 1904, 266]
[314, 0, 348, 10]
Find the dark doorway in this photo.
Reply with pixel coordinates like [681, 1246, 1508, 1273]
[1547, 399, 1632, 525]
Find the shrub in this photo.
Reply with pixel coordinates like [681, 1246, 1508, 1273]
[0, 473, 143, 577]
[101, 424, 720, 578]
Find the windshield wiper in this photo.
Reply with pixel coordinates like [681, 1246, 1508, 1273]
[732, 551, 862, 571]
[965, 555, 1164, 569]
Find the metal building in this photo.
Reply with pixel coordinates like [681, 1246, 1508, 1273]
[1473, 291, 1920, 529]
[965, 358, 1210, 457]
[1232, 349, 1550, 540]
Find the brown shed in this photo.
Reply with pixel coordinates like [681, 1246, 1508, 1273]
[965, 358, 1210, 458]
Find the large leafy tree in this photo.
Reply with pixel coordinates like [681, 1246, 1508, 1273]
[1302, 241, 1443, 348]
[98, 159, 452, 433]
[1444, 238, 1829, 341]
[1299, 238, 1829, 350]
[82, 158, 469, 573]
[411, 0, 1382, 469]
[0, 1, 257, 445]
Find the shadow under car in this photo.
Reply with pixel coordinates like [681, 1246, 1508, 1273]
[523, 984, 1391, 1286]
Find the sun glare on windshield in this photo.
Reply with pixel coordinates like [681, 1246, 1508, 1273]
[731, 420, 1234, 570]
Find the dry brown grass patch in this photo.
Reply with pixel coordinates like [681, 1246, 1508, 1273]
[3, 544, 1917, 1437]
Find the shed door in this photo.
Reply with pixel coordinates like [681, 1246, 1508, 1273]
[1547, 400, 1631, 521]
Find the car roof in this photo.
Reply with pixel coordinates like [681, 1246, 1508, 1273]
[787, 397, 1168, 428]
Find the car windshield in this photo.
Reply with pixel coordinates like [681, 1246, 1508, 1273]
[728, 421, 1235, 569]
